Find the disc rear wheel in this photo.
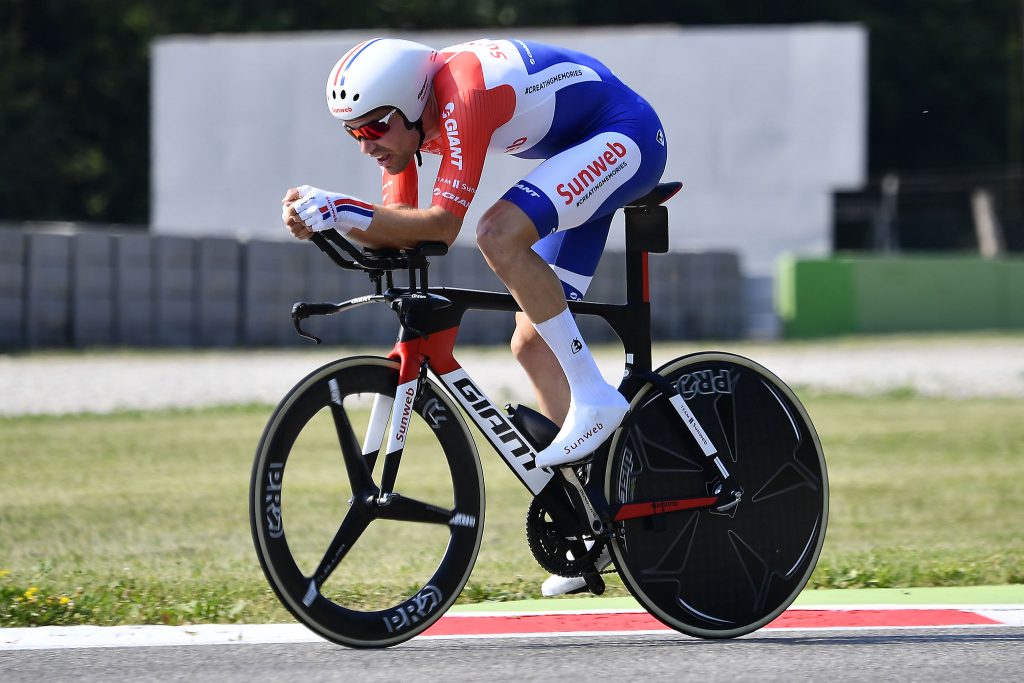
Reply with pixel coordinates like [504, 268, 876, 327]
[605, 352, 828, 638]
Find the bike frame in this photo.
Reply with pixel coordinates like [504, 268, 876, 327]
[252, 181, 826, 648]
[385, 276, 655, 497]
[295, 184, 739, 533]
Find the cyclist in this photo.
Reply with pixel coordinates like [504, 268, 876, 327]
[282, 37, 667, 594]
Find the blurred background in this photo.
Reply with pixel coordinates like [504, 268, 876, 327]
[1, 1, 1023, 631]
[1, 0, 1022, 347]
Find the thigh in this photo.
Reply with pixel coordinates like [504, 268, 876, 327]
[531, 214, 613, 300]
[500, 104, 667, 301]
[500, 112, 667, 239]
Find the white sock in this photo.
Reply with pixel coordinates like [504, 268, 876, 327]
[533, 308, 619, 405]
[533, 309, 628, 468]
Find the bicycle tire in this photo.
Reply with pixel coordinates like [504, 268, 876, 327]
[250, 356, 484, 648]
[605, 352, 828, 638]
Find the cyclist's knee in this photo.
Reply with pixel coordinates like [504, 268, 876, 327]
[476, 201, 537, 263]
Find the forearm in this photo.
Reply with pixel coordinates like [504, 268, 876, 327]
[354, 204, 462, 249]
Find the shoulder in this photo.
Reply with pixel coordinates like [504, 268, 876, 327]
[436, 50, 487, 91]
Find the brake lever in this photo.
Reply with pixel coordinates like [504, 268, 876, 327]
[291, 302, 323, 344]
[293, 318, 322, 344]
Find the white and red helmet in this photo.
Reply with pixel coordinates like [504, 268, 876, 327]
[325, 38, 443, 123]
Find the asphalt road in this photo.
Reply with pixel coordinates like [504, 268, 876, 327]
[2, 628, 1022, 682]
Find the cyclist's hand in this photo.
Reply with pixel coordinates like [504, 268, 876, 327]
[282, 187, 313, 241]
[289, 185, 374, 237]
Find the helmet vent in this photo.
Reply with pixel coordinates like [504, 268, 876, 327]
[352, 93, 360, 102]
[339, 89, 346, 99]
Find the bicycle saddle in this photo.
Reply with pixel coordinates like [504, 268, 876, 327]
[627, 181, 683, 208]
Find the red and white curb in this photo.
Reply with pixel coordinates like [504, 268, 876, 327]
[422, 605, 1024, 638]
[2, 606, 1022, 650]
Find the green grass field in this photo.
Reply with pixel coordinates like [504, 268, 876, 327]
[1, 391, 1022, 627]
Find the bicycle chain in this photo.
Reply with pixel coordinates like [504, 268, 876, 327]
[525, 496, 607, 578]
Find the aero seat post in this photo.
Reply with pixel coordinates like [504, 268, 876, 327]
[623, 207, 648, 308]
[622, 202, 669, 372]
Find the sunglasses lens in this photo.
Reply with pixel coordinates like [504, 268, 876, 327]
[346, 111, 395, 142]
[358, 122, 389, 140]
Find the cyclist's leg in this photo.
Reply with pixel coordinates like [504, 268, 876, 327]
[480, 198, 626, 469]
[498, 120, 667, 468]
[476, 200, 568, 324]
[510, 217, 613, 425]
[511, 311, 569, 424]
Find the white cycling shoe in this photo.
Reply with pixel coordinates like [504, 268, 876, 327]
[541, 542, 613, 597]
[534, 394, 629, 469]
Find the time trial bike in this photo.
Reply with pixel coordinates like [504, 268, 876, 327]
[249, 182, 828, 648]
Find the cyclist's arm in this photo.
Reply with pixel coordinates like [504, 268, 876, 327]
[345, 82, 509, 249]
[382, 163, 418, 210]
[282, 186, 463, 248]
[286, 55, 510, 248]
[332, 150, 460, 249]
[348, 204, 462, 249]
[428, 53, 514, 219]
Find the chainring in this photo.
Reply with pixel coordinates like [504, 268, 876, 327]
[525, 495, 606, 578]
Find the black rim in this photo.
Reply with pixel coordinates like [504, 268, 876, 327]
[250, 357, 483, 648]
[606, 352, 828, 637]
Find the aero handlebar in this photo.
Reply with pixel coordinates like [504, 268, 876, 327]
[310, 229, 448, 273]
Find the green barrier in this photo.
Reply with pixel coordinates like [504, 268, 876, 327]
[1003, 259, 1024, 328]
[778, 254, 1024, 338]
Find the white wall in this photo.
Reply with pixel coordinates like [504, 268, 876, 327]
[152, 24, 866, 277]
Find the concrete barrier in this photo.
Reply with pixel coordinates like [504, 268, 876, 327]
[115, 234, 154, 346]
[72, 233, 116, 347]
[196, 237, 242, 347]
[679, 252, 745, 340]
[4, 227, 745, 349]
[648, 252, 744, 340]
[303, 244, 353, 345]
[449, 248, 514, 346]
[242, 240, 313, 346]
[25, 233, 71, 347]
[0, 231, 26, 348]
[153, 236, 196, 346]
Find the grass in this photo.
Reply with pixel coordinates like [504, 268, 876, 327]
[806, 390, 1024, 588]
[1, 391, 1022, 627]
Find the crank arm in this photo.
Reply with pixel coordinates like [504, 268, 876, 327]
[611, 495, 720, 522]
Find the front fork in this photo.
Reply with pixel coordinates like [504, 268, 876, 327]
[374, 358, 430, 500]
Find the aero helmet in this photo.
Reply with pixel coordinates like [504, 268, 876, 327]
[325, 38, 443, 123]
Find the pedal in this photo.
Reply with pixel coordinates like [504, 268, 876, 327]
[583, 573, 606, 596]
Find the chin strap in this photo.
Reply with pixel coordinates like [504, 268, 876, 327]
[413, 119, 425, 167]
[398, 107, 428, 167]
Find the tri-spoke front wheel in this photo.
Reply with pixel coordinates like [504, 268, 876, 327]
[250, 356, 484, 648]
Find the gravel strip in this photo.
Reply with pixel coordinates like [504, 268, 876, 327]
[1, 337, 1022, 416]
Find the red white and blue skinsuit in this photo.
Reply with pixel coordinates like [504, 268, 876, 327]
[383, 38, 668, 300]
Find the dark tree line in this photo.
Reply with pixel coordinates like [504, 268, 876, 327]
[1, 0, 1022, 224]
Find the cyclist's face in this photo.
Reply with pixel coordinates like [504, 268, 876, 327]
[345, 108, 418, 174]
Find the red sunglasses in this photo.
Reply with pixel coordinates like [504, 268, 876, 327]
[344, 108, 398, 142]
